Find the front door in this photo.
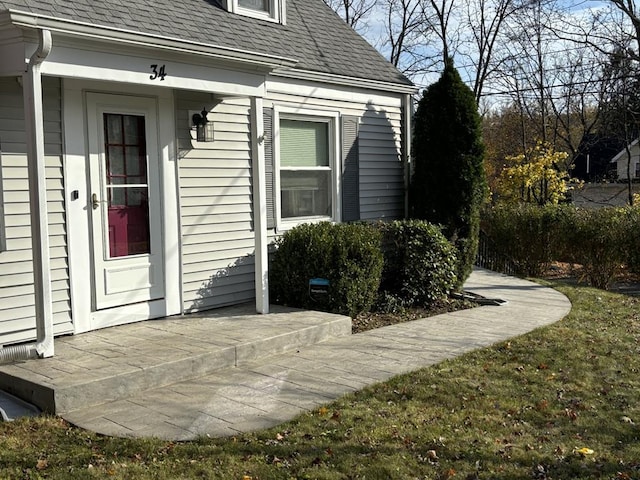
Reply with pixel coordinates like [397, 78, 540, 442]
[86, 94, 164, 311]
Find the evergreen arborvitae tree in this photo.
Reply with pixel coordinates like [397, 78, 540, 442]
[410, 58, 486, 288]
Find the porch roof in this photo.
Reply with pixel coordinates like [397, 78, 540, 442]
[0, 0, 413, 88]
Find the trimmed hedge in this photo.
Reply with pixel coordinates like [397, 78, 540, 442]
[269, 220, 458, 317]
[376, 220, 458, 310]
[560, 207, 628, 289]
[269, 222, 383, 318]
[481, 204, 640, 289]
[481, 204, 568, 276]
[625, 207, 640, 274]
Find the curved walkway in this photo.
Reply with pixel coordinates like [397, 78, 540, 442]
[63, 269, 571, 440]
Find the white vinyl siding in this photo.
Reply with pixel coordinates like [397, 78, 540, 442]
[176, 91, 256, 311]
[0, 76, 73, 346]
[614, 143, 640, 180]
[265, 79, 405, 222]
[619, 154, 639, 180]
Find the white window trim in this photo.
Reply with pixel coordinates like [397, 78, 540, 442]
[273, 105, 341, 231]
[223, 0, 286, 24]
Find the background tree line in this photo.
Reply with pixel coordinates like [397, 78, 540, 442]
[326, 0, 640, 206]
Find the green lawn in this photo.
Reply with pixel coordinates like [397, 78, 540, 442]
[2, 280, 640, 479]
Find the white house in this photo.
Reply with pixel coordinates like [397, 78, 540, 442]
[0, 0, 415, 360]
[611, 139, 640, 181]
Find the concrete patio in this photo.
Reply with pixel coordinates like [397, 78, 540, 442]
[0, 268, 571, 440]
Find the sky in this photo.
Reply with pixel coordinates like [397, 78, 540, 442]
[338, 0, 619, 108]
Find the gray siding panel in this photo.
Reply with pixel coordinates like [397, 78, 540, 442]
[0, 76, 73, 346]
[176, 91, 256, 312]
[264, 85, 405, 223]
[358, 115, 404, 220]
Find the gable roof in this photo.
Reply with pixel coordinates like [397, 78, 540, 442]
[611, 138, 640, 164]
[0, 0, 413, 88]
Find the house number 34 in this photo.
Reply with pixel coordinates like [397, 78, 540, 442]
[149, 64, 167, 81]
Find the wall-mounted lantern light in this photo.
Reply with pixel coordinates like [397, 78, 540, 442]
[192, 107, 213, 142]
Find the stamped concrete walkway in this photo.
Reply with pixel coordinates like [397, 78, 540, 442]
[50, 269, 569, 440]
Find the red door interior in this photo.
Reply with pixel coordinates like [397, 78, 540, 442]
[103, 113, 150, 258]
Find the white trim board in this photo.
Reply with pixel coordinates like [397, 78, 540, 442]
[41, 44, 267, 97]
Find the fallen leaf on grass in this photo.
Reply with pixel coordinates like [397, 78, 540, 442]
[535, 400, 549, 411]
[36, 459, 48, 470]
[565, 408, 578, 421]
[574, 447, 594, 456]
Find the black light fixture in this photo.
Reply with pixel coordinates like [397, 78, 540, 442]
[192, 107, 211, 142]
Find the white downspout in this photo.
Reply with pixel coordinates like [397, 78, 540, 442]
[0, 29, 54, 363]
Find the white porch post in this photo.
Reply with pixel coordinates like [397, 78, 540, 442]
[251, 96, 269, 313]
[24, 29, 55, 357]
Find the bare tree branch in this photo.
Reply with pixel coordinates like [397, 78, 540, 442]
[323, 0, 376, 33]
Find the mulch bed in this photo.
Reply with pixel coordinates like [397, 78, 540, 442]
[352, 263, 640, 334]
[352, 298, 475, 334]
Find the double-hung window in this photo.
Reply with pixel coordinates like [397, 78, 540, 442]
[274, 108, 339, 228]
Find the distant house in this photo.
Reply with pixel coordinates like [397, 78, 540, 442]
[571, 134, 623, 182]
[0, 0, 416, 358]
[611, 139, 640, 180]
[571, 140, 640, 208]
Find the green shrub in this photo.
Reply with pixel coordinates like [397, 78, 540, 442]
[410, 59, 486, 288]
[269, 222, 383, 317]
[376, 220, 457, 309]
[623, 206, 640, 274]
[561, 207, 628, 289]
[481, 204, 568, 276]
[482, 204, 636, 289]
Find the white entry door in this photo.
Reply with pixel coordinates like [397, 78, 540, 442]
[86, 94, 164, 310]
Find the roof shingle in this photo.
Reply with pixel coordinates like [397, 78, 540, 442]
[0, 0, 412, 86]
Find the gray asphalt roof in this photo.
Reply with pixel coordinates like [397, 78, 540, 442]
[0, 0, 412, 86]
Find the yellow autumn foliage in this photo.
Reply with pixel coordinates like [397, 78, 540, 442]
[497, 143, 576, 205]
